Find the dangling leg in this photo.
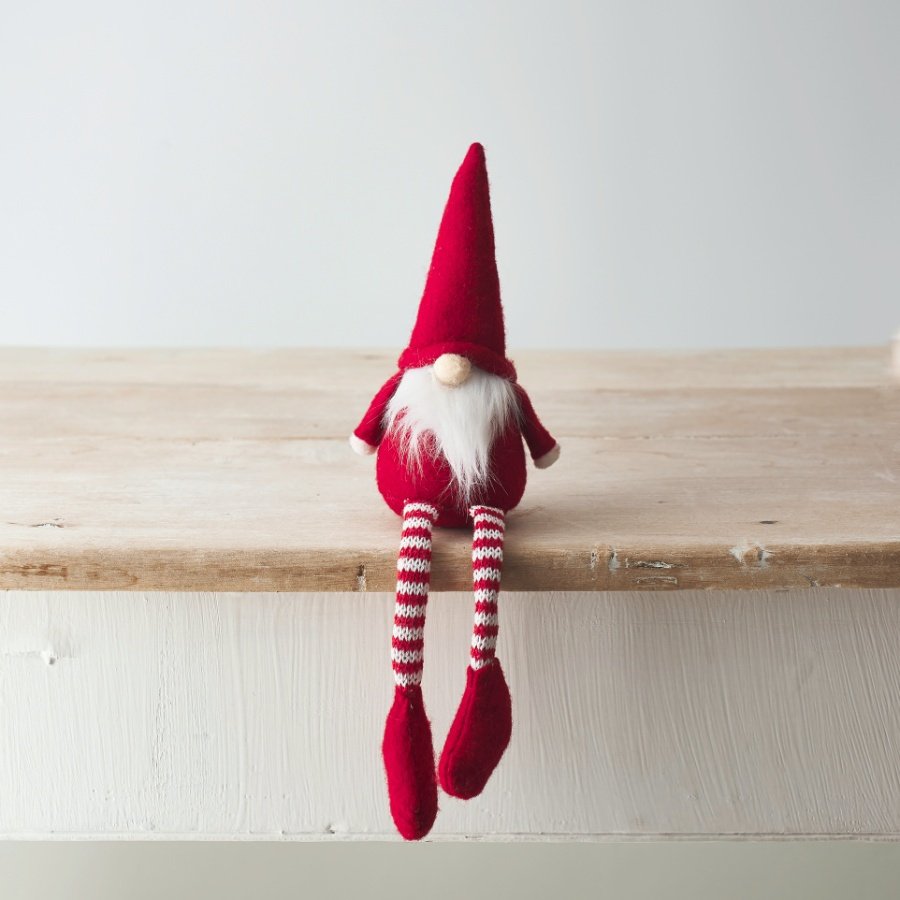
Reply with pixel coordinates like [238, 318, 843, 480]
[438, 505, 513, 799]
[382, 500, 439, 840]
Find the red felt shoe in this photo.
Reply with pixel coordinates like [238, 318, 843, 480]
[438, 661, 512, 800]
[382, 684, 438, 840]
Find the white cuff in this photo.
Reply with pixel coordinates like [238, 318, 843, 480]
[534, 443, 560, 469]
[349, 434, 377, 456]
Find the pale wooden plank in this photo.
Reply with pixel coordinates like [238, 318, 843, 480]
[1, 348, 898, 591]
[3, 588, 900, 839]
[0, 346, 892, 389]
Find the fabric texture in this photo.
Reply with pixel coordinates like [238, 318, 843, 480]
[351, 141, 559, 523]
[438, 505, 513, 799]
[353, 377, 556, 527]
[391, 501, 436, 687]
[355, 142, 561, 840]
[467, 505, 504, 670]
[376, 406, 527, 527]
[382, 501, 439, 840]
[382, 684, 439, 841]
[397, 143, 516, 381]
[352, 371, 403, 449]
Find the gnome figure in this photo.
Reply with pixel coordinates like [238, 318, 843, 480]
[350, 143, 560, 840]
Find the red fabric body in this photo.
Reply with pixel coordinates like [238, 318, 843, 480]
[398, 143, 515, 381]
[352, 372, 402, 447]
[438, 662, 513, 800]
[376, 418, 525, 528]
[357, 375, 557, 527]
[512, 383, 558, 462]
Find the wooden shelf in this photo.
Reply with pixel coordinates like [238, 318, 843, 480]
[3, 346, 900, 841]
[1, 346, 897, 592]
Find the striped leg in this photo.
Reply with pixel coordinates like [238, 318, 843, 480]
[382, 501, 439, 841]
[438, 505, 513, 800]
[392, 501, 437, 687]
[470, 504, 505, 670]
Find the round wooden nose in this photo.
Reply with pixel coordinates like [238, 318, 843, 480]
[433, 353, 472, 387]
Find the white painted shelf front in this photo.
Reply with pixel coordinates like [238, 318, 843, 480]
[3, 588, 900, 840]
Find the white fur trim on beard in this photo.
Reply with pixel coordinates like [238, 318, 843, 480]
[384, 365, 519, 506]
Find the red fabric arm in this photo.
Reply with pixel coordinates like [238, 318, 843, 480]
[353, 371, 403, 447]
[514, 384, 558, 460]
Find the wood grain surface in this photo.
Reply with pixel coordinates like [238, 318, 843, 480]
[1, 347, 898, 591]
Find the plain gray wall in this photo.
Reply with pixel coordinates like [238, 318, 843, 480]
[1, 0, 897, 349]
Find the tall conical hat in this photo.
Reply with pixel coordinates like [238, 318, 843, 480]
[398, 143, 515, 380]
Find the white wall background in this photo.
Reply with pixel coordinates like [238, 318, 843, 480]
[1, 0, 897, 350]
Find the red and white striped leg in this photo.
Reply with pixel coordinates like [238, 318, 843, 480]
[470, 504, 505, 670]
[391, 501, 437, 687]
[382, 501, 439, 840]
[438, 505, 513, 800]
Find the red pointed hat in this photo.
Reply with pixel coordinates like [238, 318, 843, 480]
[398, 143, 516, 381]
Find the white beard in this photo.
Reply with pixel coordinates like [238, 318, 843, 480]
[385, 365, 519, 505]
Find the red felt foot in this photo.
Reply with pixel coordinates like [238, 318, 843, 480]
[382, 684, 438, 840]
[438, 661, 512, 800]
